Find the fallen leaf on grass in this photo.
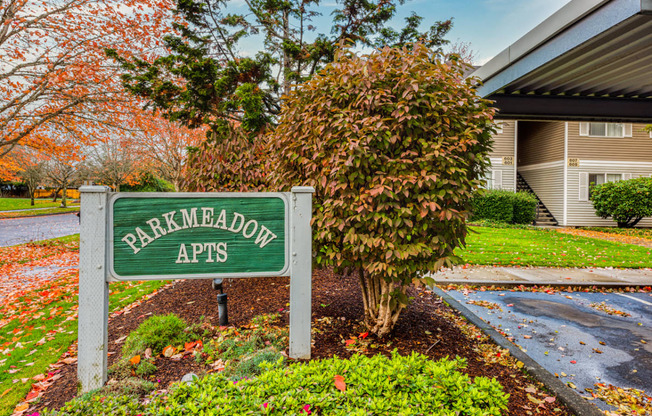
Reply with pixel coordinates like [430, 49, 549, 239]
[129, 355, 140, 365]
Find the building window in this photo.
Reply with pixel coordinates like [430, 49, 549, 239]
[588, 173, 622, 198]
[589, 123, 623, 137]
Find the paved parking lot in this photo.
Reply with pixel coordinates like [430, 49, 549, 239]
[0, 213, 79, 246]
[444, 288, 652, 409]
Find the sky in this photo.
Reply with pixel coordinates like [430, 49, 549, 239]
[224, 0, 573, 66]
[396, 0, 573, 64]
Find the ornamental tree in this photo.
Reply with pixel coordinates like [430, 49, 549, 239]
[270, 44, 495, 337]
[591, 177, 652, 228]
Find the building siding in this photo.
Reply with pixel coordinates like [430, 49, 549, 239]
[568, 123, 652, 162]
[518, 121, 565, 166]
[489, 158, 516, 191]
[489, 120, 516, 158]
[518, 161, 565, 223]
[566, 162, 652, 227]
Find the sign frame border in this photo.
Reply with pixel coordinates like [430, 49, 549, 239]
[107, 192, 291, 282]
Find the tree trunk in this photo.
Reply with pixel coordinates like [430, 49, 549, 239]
[358, 268, 407, 338]
[60, 184, 68, 208]
[282, 9, 290, 97]
[30, 192, 35, 206]
[52, 187, 62, 202]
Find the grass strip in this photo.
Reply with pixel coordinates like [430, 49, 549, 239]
[577, 227, 652, 240]
[457, 226, 652, 268]
[0, 199, 72, 211]
[0, 207, 79, 219]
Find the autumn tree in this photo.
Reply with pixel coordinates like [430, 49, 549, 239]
[0, 0, 176, 167]
[271, 45, 495, 336]
[18, 156, 46, 206]
[80, 137, 139, 192]
[108, 0, 452, 137]
[133, 118, 206, 191]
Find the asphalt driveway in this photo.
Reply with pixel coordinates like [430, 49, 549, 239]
[0, 213, 79, 246]
[444, 288, 652, 410]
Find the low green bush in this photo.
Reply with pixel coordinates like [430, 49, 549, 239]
[45, 352, 508, 416]
[511, 192, 537, 224]
[44, 393, 144, 416]
[122, 314, 191, 357]
[151, 352, 507, 416]
[471, 189, 537, 224]
[591, 177, 652, 228]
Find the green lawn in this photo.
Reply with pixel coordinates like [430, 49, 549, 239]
[0, 198, 69, 211]
[457, 226, 652, 268]
[0, 206, 79, 219]
[0, 235, 168, 415]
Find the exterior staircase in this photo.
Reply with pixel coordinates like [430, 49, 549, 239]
[516, 173, 559, 226]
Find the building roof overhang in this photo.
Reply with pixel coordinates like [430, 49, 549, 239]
[471, 0, 652, 123]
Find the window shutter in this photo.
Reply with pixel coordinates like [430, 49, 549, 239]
[579, 122, 589, 136]
[624, 124, 633, 137]
[623, 173, 632, 180]
[579, 172, 589, 201]
[493, 170, 503, 189]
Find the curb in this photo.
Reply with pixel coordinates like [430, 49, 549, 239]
[432, 286, 604, 416]
[433, 280, 651, 288]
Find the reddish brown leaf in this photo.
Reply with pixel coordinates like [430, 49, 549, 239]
[334, 375, 346, 392]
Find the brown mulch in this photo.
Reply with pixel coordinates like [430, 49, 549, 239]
[30, 269, 572, 415]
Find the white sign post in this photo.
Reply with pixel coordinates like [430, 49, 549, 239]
[77, 186, 314, 392]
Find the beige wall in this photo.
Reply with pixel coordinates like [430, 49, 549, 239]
[489, 120, 516, 158]
[517, 121, 565, 166]
[518, 161, 565, 223]
[568, 123, 652, 161]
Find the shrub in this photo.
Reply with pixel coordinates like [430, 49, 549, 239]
[591, 177, 652, 228]
[122, 314, 190, 357]
[471, 190, 536, 224]
[270, 44, 495, 337]
[44, 353, 508, 416]
[121, 172, 175, 192]
[182, 125, 271, 192]
[511, 191, 537, 224]
[43, 394, 145, 416]
[150, 352, 507, 415]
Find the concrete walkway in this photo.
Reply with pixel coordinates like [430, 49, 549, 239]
[429, 265, 652, 286]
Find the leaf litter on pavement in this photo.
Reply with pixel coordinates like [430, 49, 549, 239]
[442, 283, 652, 415]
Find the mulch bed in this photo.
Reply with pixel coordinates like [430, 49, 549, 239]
[30, 269, 572, 415]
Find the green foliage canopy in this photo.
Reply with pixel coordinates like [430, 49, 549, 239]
[591, 176, 652, 228]
[107, 0, 452, 138]
[270, 44, 495, 336]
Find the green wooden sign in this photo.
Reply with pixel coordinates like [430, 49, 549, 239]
[109, 194, 288, 280]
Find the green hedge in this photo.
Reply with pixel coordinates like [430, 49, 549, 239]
[45, 352, 508, 416]
[471, 189, 537, 224]
[591, 176, 652, 228]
